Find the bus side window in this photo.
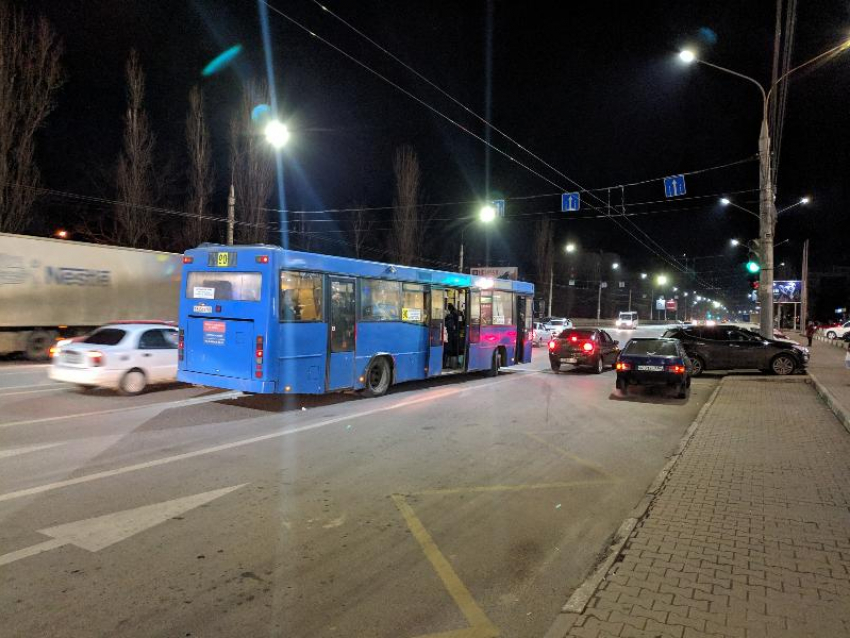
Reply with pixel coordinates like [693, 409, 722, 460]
[402, 283, 427, 323]
[280, 271, 323, 321]
[360, 279, 401, 321]
[492, 291, 513, 325]
[469, 290, 481, 343]
[480, 291, 493, 326]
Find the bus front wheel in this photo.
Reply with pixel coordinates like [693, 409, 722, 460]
[363, 358, 391, 398]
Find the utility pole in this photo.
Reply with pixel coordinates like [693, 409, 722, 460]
[548, 263, 553, 318]
[758, 115, 777, 337]
[801, 238, 809, 331]
[227, 183, 235, 246]
[458, 242, 464, 273]
[628, 287, 632, 312]
[597, 283, 603, 321]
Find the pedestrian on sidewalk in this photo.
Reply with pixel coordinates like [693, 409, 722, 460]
[806, 320, 816, 347]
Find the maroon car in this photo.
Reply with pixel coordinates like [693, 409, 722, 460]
[548, 328, 620, 374]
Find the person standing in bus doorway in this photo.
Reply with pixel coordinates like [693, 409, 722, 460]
[445, 303, 460, 368]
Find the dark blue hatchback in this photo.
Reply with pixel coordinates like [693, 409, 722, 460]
[615, 337, 691, 398]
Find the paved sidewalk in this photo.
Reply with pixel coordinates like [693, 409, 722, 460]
[558, 378, 850, 638]
[806, 336, 850, 428]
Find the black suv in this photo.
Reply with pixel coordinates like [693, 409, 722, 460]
[662, 325, 809, 376]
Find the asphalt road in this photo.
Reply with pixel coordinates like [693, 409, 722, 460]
[0, 326, 720, 638]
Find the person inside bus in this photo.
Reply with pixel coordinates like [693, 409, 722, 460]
[445, 303, 461, 368]
[282, 289, 297, 321]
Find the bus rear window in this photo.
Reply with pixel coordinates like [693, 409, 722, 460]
[186, 272, 262, 302]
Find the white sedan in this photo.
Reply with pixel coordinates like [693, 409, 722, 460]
[50, 323, 179, 394]
[823, 321, 850, 340]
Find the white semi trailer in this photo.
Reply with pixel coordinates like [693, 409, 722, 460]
[0, 233, 182, 359]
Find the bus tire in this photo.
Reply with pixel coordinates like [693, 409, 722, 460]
[485, 349, 500, 377]
[363, 357, 391, 398]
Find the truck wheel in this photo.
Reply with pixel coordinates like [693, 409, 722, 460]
[363, 357, 391, 397]
[25, 329, 57, 361]
[119, 369, 147, 395]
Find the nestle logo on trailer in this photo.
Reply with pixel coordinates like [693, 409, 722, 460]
[45, 266, 111, 286]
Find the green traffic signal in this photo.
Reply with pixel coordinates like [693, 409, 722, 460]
[746, 260, 760, 274]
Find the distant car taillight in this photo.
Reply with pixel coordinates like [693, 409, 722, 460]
[87, 350, 105, 366]
[548, 340, 557, 350]
[255, 335, 264, 378]
[178, 328, 184, 361]
[666, 364, 686, 374]
[582, 342, 594, 352]
[615, 361, 631, 371]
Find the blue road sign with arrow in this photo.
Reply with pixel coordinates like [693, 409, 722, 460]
[492, 200, 506, 217]
[561, 192, 580, 212]
[663, 174, 686, 198]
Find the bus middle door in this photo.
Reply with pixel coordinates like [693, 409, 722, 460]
[327, 277, 356, 390]
[427, 287, 445, 376]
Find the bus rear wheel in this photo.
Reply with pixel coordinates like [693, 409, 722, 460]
[363, 357, 391, 398]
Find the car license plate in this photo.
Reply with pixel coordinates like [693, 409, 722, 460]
[563, 357, 578, 364]
[637, 365, 663, 371]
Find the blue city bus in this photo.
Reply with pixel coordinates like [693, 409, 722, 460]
[177, 244, 534, 396]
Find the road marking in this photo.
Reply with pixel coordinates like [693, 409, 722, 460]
[0, 382, 60, 391]
[0, 387, 66, 397]
[0, 390, 242, 429]
[522, 432, 614, 479]
[0, 485, 245, 567]
[0, 365, 50, 374]
[0, 376, 521, 503]
[409, 479, 616, 497]
[0, 443, 64, 460]
[392, 494, 499, 638]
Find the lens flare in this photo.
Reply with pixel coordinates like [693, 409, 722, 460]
[202, 45, 243, 77]
[251, 104, 271, 122]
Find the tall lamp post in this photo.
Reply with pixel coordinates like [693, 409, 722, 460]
[458, 204, 497, 272]
[679, 38, 850, 338]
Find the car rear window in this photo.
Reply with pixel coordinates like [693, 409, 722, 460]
[624, 340, 679, 356]
[84, 328, 127, 346]
[558, 329, 595, 340]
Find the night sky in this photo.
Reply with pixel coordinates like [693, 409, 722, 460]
[22, 0, 850, 310]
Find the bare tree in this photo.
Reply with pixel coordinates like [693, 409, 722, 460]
[183, 85, 214, 247]
[230, 81, 274, 244]
[534, 218, 554, 309]
[349, 204, 375, 259]
[390, 146, 421, 265]
[0, 2, 63, 233]
[114, 50, 157, 248]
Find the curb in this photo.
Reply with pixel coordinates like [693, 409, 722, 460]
[807, 370, 850, 435]
[542, 377, 728, 638]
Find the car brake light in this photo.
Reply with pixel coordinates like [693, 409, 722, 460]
[582, 342, 594, 352]
[615, 362, 631, 371]
[570, 335, 578, 342]
[182, 256, 193, 264]
[666, 364, 686, 374]
[87, 350, 105, 366]
[548, 340, 556, 350]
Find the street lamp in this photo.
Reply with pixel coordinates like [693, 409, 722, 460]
[565, 242, 576, 253]
[479, 205, 496, 223]
[640, 272, 647, 279]
[611, 262, 620, 270]
[730, 239, 740, 247]
[680, 37, 850, 337]
[800, 197, 810, 205]
[263, 119, 290, 149]
[656, 275, 668, 286]
[720, 197, 731, 206]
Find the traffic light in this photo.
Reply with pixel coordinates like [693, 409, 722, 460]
[746, 260, 760, 274]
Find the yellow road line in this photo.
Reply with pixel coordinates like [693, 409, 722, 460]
[391, 494, 499, 637]
[408, 479, 615, 497]
[523, 432, 614, 479]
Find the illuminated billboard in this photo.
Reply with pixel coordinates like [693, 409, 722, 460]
[773, 280, 801, 303]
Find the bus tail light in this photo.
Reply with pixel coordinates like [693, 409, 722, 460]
[255, 336, 264, 378]
[256, 255, 269, 264]
[182, 256, 193, 264]
[615, 361, 631, 371]
[178, 329, 184, 361]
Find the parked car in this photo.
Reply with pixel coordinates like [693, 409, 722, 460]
[662, 324, 809, 376]
[614, 337, 691, 398]
[548, 328, 620, 373]
[49, 322, 179, 394]
[543, 317, 574, 333]
[615, 311, 639, 329]
[823, 321, 850, 340]
[532, 322, 555, 347]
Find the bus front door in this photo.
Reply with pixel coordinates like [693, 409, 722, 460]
[516, 295, 533, 363]
[428, 287, 445, 376]
[327, 277, 356, 390]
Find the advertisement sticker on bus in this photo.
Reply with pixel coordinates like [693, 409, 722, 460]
[203, 320, 226, 346]
[193, 286, 215, 299]
[401, 307, 421, 322]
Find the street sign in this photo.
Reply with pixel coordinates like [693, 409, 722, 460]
[663, 174, 686, 198]
[618, 281, 625, 288]
[492, 199, 506, 217]
[470, 266, 518, 280]
[666, 299, 678, 311]
[600, 282, 608, 289]
[568, 279, 576, 286]
[655, 298, 666, 310]
[561, 192, 580, 212]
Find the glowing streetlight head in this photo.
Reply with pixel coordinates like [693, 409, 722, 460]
[640, 273, 648, 279]
[673, 287, 678, 292]
[679, 50, 696, 64]
[264, 120, 290, 148]
[720, 198, 731, 206]
[565, 242, 576, 253]
[730, 238, 740, 246]
[479, 205, 496, 223]
[800, 197, 810, 204]
[611, 262, 620, 270]
[657, 275, 668, 286]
